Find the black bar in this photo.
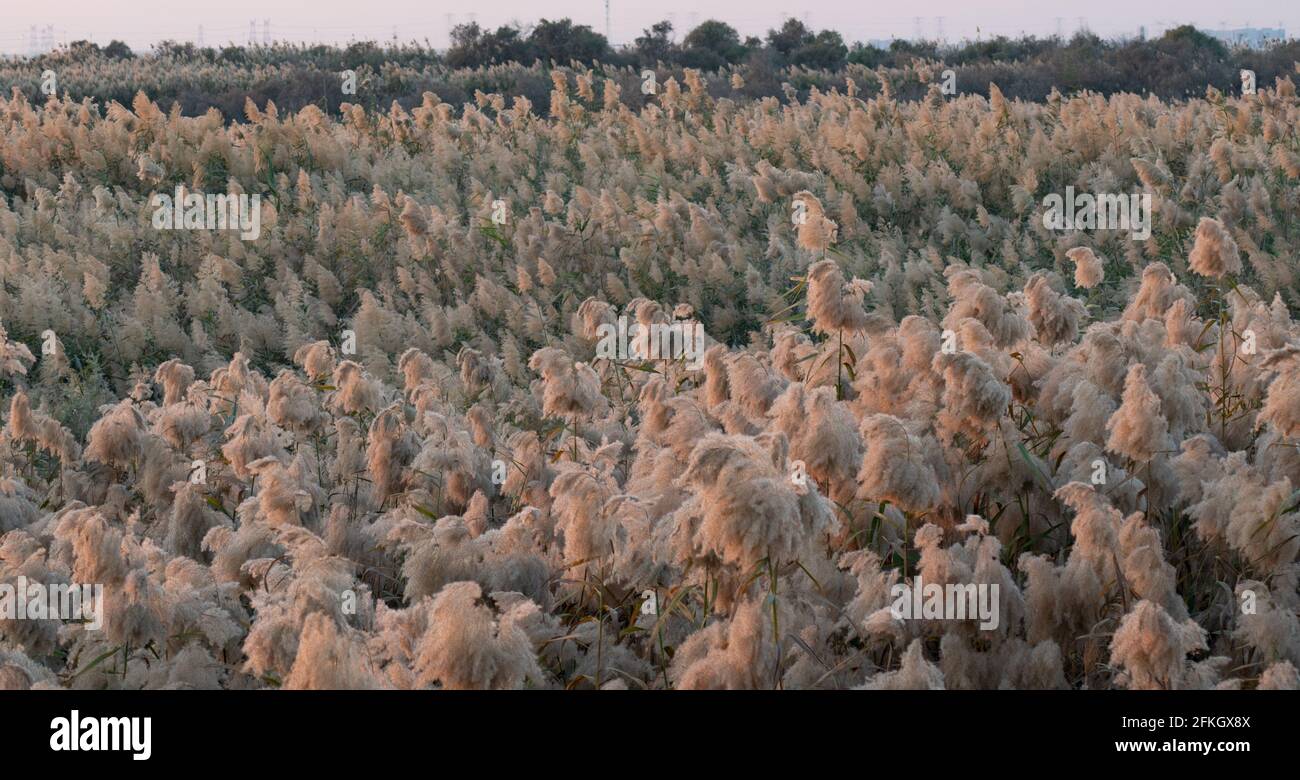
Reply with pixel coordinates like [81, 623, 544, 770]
[0, 691, 1284, 767]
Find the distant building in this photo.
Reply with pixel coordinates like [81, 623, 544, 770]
[1206, 27, 1287, 48]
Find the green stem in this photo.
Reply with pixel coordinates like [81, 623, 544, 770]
[836, 328, 844, 400]
[768, 557, 781, 689]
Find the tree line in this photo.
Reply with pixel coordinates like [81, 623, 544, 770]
[4, 20, 1298, 117]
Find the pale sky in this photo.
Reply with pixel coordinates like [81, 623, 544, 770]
[1, 0, 1294, 54]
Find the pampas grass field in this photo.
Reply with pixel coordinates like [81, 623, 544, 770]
[1, 35, 1299, 690]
